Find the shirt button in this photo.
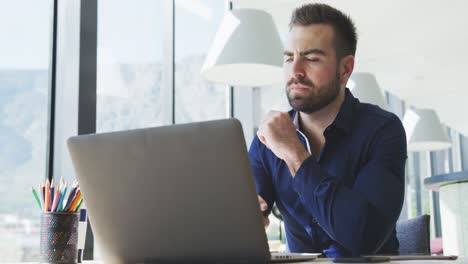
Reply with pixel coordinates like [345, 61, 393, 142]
[294, 189, 301, 197]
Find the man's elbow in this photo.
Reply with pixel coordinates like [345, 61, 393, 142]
[359, 218, 397, 255]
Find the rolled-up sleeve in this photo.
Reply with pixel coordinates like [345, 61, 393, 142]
[291, 115, 407, 256]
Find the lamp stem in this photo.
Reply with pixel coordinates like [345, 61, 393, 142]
[225, 0, 234, 118]
[226, 86, 234, 118]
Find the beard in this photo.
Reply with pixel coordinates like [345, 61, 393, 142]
[286, 72, 341, 113]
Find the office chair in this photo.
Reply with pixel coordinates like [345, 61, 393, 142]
[396, 214, 431, 255]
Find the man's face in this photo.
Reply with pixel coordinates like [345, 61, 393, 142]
[283, 24, 341, 113]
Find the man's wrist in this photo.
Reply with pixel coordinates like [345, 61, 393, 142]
[285, 149, 311, 177]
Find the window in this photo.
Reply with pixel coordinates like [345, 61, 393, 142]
[407, 152, 432, 217]
[96, 0, 169, 132]
[253, 85, 290, 130]
[430, 148, 452, 237]
[174, 0, 226, 123]
[0, 1, 52, 261]
[461, 134, 468, 170]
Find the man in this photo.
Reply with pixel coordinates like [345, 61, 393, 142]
[249, 3, 407, 257]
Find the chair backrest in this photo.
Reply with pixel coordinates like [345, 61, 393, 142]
[396, 214, 431, 255]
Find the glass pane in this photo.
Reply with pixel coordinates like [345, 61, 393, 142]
[460, 134, 468, 171]
[0, 1, 52, 261]
[418, 152, 432, 216]
[431, 143, 453, 237]
[97, 0, 168, 132]
[253, 85, 290, 130]
[432, 149, 452, 175]
[174, 0, 226, 123]
[406, 152, 420, 217]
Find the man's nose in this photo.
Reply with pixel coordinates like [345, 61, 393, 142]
[291, 59, 305, 78]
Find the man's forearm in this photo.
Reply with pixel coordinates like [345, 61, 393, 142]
[284, 148, 311, 176]
[291, 153, 405, 256]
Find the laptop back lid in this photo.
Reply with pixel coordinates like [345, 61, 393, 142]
[67, 119, 270, 263]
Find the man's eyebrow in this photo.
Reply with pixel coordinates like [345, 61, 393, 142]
[282, 49, 326, 56]
[300, 49, 326, 56]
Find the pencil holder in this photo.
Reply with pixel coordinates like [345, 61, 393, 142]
[40, 212, 80, 264]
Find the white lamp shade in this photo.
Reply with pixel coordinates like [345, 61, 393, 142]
[347, 72, 388, 110]
[402, 108, 451, 151]
[201, 9, 284, 86]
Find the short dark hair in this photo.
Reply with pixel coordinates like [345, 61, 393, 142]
[289, 3, 357, 60]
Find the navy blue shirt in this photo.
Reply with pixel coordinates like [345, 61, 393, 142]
[249, 89, 407, 257]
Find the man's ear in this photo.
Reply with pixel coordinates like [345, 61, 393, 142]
[339, 55, 355, 87]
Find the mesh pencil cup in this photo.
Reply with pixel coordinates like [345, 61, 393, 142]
[40, 212, 80, 264]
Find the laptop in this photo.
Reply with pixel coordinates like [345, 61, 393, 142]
[67, 119, 320, 263]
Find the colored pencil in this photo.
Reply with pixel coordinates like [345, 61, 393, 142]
[63, 187, 78, 212]
[31, 187, 42, 210]
[57, 183, 68, 212]
[51, 188, 60, 212]
[50, 187, 55, 209]
[66, 189, 81, 212]
[41, 184, 45, 205]
[68, 191, 82, 212]
[74, 199, 84, 212]
[34, 178, 81, 213]
[45, 179, 50, 212]
[50, 179, 54, 208]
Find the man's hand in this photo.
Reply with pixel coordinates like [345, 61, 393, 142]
[258, 195, 270, 229]
[257, 111, 311, 176]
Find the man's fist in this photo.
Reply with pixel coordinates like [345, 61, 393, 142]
[258, 195, 270, 229]
[257, 111, 311, 176]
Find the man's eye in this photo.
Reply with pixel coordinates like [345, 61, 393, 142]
[306, 58, 320, 62]
[284, 57, 293, 62]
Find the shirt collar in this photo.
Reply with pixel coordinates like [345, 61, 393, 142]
[330, 88, 356, 134]
[291, 88, 356, 134]
[292, 109, 300, 129]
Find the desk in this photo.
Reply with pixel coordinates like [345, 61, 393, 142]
[33, 258, 464, 264]
[312, 259, 467, 264]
